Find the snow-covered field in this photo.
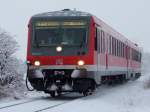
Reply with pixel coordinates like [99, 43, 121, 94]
[0, 74, 150, 112]
[47, 74, 150, 112]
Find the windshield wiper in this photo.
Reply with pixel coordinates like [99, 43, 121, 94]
[80, 37, 86, 48]
[80, 41, 84, 48]
[34, 33, 40, 48]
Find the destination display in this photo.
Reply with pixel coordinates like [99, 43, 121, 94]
[35, 21, 87, 27]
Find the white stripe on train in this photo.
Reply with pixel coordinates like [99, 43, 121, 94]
[29, 65, 141, 72]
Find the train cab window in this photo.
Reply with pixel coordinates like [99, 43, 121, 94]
[132, 49, 140, 61]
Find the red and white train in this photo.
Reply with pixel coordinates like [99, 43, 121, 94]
[26, 9, 142, 96]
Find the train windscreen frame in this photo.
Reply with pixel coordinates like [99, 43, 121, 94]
[30, 18, 91, 56]
[33, 21, 87, 47]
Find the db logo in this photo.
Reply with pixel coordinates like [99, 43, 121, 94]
[56, 59, 63, 65]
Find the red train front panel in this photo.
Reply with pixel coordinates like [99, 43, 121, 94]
[26, 13, 99, 95]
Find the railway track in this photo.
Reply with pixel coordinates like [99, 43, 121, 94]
[0, 93, 82, 112]
[0, 97, 42, 110]
[0, 84, 130, 112]
[34, 100, 72, 112]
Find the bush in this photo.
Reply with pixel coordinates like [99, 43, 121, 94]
[0, 29, 25, 98]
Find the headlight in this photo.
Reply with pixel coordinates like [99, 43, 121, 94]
[56, 46, 62, 52]
[26, 61, 30, 64]
[34, 61, 40, 66]
[78, 60, 85, 66]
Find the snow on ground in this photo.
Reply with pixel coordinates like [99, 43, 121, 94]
[0, 74, 150, 112]
[43, 74, 150, 112]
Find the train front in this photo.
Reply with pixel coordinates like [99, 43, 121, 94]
[26, 11, 96, 96]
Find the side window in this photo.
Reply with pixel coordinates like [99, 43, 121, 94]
[100, 30, 103, 53]
[98, 30, 105, 53]
[119, 41, 122, 57]
[115, 39, 116, 56]
[110, 36, 112, 55]
[100, 30, 102, 53]
[117, 40, 118, 56]
[128, 47, 130, 59]
[109, 35, 111, 55]
[122, 42, 124, 57]
[121, 42, 123, 57]
[113, 38, 115, 56]
[95, 28, 97, 51]
[118, 41, 120, 57]
[123, 44, 125, 58]
[97, 29, 100, 53]
[103, 32, 105, 53]
[112, 37, 114, 55]
[139, 52, 142, 62]
[116, 39, 118, 56]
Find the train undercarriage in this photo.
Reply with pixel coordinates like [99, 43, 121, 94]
[26, 67, 141, 97]
[27, 68, 96, 97]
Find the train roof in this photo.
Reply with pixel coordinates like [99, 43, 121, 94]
[31, 9, 141, 52]
[93, 16, 141, 52]
[32, 9, 92, 18]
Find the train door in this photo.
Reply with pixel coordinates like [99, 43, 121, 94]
[125, 43, 130, 79]
[95, 26, 101, 84]
[128, 47, 134, 79]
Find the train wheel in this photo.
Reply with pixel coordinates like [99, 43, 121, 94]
[88, 89, 93, 95]
[83, 89, 93, 96]
[57, 91, 62, 96]
[83, 91, 88, 96]
[50, 91, 56, 97]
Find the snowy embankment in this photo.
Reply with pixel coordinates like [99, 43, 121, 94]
[45, 74, 150, 112]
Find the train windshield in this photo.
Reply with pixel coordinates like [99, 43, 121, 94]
[34, 21, 87, 47]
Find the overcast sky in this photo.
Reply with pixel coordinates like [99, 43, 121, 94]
[0, 0, 149, 60]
